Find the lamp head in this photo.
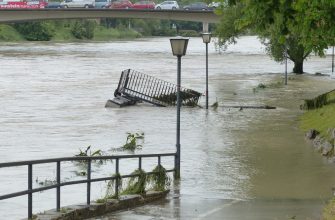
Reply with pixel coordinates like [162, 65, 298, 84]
[170, 37, 189, 56]
[202, 32, 211, 44]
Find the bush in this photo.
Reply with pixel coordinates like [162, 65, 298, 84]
[71, 20, 97, 40]
[178, 29, 199, 37]
[13, 21, 55, 41]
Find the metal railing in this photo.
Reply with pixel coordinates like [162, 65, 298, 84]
[115, 69, 202, 107]
[0, 153, 176, 219]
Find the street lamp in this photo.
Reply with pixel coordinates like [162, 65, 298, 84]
[332, 45, 334, 74]
[170, 37, 189, 178]
[284, 35, 289, 85]
[202, 33, 211, 109]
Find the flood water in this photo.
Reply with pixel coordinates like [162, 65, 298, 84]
[0, 36, 335, 219]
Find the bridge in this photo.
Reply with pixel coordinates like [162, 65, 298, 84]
[0, 9, 220, 24]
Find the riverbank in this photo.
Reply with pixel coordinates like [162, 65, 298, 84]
[0, 23, 141, 42]
[299, 89, 335, 220]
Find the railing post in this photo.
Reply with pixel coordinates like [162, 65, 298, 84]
[138, 157, 142, 170]
[28, 164, 33, 219]
[87, 159, 91, 205]
[115, 158, 119, 198]
[158, 156, 161, 167]
[56, 161, 61, 211]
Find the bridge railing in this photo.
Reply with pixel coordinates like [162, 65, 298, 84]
[115, 69, 202, 107]
[0, 153, 176, 219]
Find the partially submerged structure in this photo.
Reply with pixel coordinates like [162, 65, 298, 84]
[106, 69, 201, 107]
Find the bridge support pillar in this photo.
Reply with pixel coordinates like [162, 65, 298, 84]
[202, 22, 209, 33]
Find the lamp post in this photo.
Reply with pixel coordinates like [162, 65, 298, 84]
[170, 37, 189, 179]
[285, 45, 288, 85]
[202, 33, 211, 109]
[284, 35, 289, 85]
[332, 46, 334, 74]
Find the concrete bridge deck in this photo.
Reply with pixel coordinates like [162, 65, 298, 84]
[0, 9, 220, 23]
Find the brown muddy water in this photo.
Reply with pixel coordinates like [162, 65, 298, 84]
[0, 36, 334, 219]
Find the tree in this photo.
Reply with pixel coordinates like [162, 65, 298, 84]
[14, 21, 55, 41]
[215, 0, 335, 74]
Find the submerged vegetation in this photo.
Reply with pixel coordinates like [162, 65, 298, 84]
[96, 165, 170, 203]
[120, 132, 144, 151]
[252, 81, 283, 93]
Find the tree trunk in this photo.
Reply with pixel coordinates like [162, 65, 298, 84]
[293, 60, 304, 74]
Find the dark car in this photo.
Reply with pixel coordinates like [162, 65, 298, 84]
[45, 1, 62, 8]
[183, 2, 208, 10]
[132, 0, 155, 9]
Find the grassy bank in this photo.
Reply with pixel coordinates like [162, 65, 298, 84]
[300, 89, 335, 219]
[0, 23, 141, 42]
[300, 90, 335, 141]
[323, 198, 335, 220]
[0, 24, 25, 41]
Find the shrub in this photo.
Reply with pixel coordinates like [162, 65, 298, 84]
[13, 21, 55, 41]
[71, 20, 96, 40]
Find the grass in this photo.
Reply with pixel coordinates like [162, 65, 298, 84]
[323, 197, 335, 220]
[94, 26, 141, 41]
[0, 23, 141, 42]
[300, 103, 335, 140]
[0, 24, 25, 41]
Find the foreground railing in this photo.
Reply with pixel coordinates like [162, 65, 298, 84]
[0, 153, 176, 219]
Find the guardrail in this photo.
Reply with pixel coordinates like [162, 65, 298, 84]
[0, 153, 176, 219]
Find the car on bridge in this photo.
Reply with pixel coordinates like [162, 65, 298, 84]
[155, 1, 178, 10]
[132, 0, 155, 9]
[60, 0, 95, 8]
[45, 1, 62, 8]
[94, 0, 111, 8]
[0, 0, 47, 8]
[183, 2, 209, 10]
[109, 0, 132, 9]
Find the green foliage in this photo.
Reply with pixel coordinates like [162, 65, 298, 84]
[97, 165, 171, 203]
[14, 21, 55, 41]
[121, 132, 144, 151]
[216, 0, 335, 74]
[178, 30, 199, 37]
[252, 81, 283, 93]
[0, 24, 24, 41]
[71, 20, 96, 40]
[74, 146, 104, 176]
[323, 197, 335, 220]
[147, 165, 171, 191]
[94, 26, 141, 40]
[121, 169, 147, 195]
[300, 92, 335, 141]
[75, 145, 102, 157]
[214, 2, 244, 49]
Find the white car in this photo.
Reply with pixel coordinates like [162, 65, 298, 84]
[60, 0, 95, 8]
[155, 1, 179, 10]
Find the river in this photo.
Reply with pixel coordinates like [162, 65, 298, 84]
[0, 36, 334, 219]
